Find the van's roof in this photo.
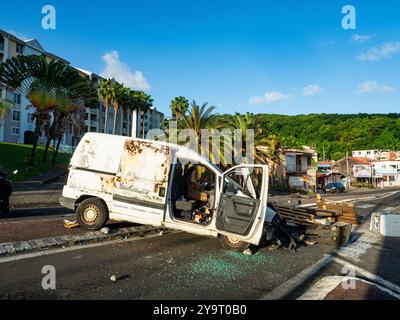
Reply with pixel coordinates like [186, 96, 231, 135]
[80, 132, 222, 172]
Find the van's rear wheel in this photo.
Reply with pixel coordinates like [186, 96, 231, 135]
[219, 235, 250, 251]
[76, 198, 108, 230]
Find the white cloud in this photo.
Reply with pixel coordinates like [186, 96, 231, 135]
[249, 91, 291, 105]
[302, 84, 323, 97]
[351, 34, 373, 44]
[100, 50, 151, 91]
[6, 30, 29, 41]
[357, 81, 396, 94]
[356, 42, 400, 61]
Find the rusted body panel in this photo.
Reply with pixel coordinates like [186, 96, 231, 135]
[114, 140, 173, 204]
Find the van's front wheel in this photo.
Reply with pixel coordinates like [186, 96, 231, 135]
[76, 198, 108, 230]
[218, 235, 250, 251]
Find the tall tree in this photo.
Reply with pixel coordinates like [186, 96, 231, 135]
[177, 101, 226, 164]
[118, 86, 131, 135]
[134, 91, 153, 138]
[0, 97, 13, 120]
[0, 55, 93, 165]
[218, 112, 281, 173]
[112, 82, 123, 135]
[98, 79, 115, 134]
[170, 96, 189, 120]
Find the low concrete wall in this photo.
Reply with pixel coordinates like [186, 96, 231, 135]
[10, 190, 62, 208]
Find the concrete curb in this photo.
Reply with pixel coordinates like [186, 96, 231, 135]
[0, 225, 160, 256]
[259, 255, 334, 300]
[42, 169, 68, 184]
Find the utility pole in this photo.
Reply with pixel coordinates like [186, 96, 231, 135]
[346, 150, 350, 190]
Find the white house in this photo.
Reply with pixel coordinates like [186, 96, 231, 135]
[372, 160, 400, 188]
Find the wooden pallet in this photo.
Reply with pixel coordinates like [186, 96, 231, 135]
[272, 204, 317, 228]
[316, 194, 359, 224]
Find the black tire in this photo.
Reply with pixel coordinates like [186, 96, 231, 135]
[218, 235, 250, 251]
[76, 198, 108, 230]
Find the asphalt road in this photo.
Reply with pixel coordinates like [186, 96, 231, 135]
[0, 190, 399, 300]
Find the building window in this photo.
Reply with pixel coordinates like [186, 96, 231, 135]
[13, 94, 21, 104]
[27, 113, 34, 123]
[11, 126, 20, 136]
[16, 43, 24, 54]
[12, 110, 20, 122]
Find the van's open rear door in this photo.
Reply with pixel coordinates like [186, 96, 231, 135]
[215, 164, 269, 245]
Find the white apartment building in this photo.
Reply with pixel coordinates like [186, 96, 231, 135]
[372, 160, 400, 188]
[1, 29, 164, 149]
[1, 29, 69, 144]
[352, 149, 399, 161]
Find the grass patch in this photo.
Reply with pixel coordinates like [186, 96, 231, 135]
[0, 143, 71, 181]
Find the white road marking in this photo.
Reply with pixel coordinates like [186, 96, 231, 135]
[383, 205, 400, 212]
[0, 231, 178, 264]
[334, 231, 380, 262]
[298, 275, 400, 300]
[331, 257, 400, 296]
[358, 204, 376, 209]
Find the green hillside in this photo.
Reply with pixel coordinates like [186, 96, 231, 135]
[218, 113, 400, 161]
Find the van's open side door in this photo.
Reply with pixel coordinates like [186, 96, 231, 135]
[215, 164, 269, 245]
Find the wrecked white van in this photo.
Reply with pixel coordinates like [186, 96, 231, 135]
[60, 132, 271, 251]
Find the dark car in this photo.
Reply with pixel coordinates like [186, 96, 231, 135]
[324, 182, 346, 193]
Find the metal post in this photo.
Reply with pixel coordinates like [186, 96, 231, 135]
[346, 151, 350, 190]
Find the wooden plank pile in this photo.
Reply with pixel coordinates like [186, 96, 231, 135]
[272, 194, 359, 228]
[272, 204, 317, 228]
[316, 194, 359, 225]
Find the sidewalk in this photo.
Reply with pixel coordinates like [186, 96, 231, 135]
[12, 166, 68, 192]
[299, 276, 400, 300]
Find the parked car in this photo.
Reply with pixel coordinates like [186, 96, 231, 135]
[324, 182, 346, 193]
[60, 133, 273, 251]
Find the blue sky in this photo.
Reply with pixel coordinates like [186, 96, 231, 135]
[1, 0, 400, 116]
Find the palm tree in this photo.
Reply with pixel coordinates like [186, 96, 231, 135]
[98, 79, 115, 134]
[0, 97, 13, 120]
[111, 81, 123, 135]
[0, 55, 93, 164]
[170, 96, 189, 120]
[177, 101, 228, 164]
[132, 91, 153, 138]
[118, 86, 131, 136]
[218, 112, 281, 174]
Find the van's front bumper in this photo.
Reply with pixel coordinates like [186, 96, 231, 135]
[59, 196, 76, 210]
